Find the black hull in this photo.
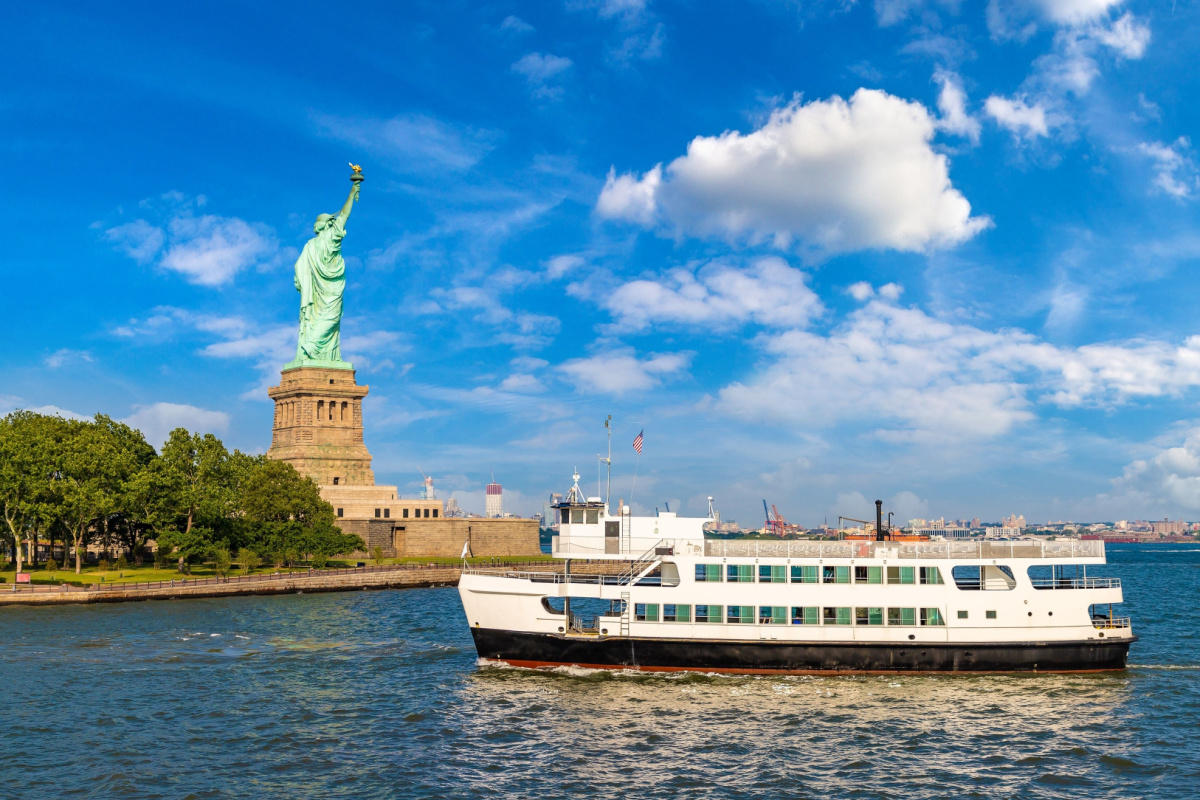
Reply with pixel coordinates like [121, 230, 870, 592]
[470, 628, 1133, 674]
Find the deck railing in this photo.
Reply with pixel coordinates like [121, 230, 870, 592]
[1092, 616, 1132, 629]
[1031, 577, 1121, 590]
[703, 539, 1105, 561]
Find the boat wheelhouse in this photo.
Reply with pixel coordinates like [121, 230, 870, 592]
[459, 477, 1134, 674]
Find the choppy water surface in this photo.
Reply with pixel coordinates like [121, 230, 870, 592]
[1, 544, 1197, 799]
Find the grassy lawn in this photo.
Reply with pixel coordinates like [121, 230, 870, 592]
[0, 554, 555, 586]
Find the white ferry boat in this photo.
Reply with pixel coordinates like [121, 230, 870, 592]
[459, 476, 1135, 674]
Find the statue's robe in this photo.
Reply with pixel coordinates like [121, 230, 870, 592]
[293, 215, 346, 362]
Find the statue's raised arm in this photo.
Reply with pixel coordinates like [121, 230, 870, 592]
[338, 181, 360, 224]
[284, 166, 364, 371]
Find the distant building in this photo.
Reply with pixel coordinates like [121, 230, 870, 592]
[1001, 514, 1027, 529]
[912, 525, 972, 539]
[486, 481, 503, 518]
[544, 492, 564, 529]
[984, 526, 1022, 538]
[1151, 518, 1186, 535]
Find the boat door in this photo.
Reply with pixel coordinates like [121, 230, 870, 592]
[605, 521, 619, 554]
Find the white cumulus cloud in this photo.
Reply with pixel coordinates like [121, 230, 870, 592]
[1094, 12, 1150, 58]
[161, 215, 277, 286]
[596, 89, 990, 254]
[512, 53, 574, 99]
[710, 300, 1200, 444]
[103, 197, 279, 287]
[559, 350, 692, 394]
[934, 69, 981, 144]
[122, 402, 230, 451]
[601, 257, 824, 332]
[1136, 139, 1199, 199]
[985, 95, 1050, 138]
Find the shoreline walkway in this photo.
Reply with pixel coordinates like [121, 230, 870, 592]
[0, 563, 477, 606]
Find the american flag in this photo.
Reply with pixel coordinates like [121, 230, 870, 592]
[632, 429, 643, 454]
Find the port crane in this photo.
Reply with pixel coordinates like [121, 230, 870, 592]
[762, 500, 796, 536]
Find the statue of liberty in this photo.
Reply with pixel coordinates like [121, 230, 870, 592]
[287, 166, 363, 369]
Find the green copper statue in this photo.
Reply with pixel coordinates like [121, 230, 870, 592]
[285, 166, 364, 371]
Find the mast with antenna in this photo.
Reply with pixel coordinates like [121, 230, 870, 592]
[597, 415, 612, 513]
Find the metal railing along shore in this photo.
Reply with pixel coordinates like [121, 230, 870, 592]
[5, 560, 550, 594]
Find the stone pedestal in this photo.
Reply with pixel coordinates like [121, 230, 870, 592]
[266, 366, 375, 486]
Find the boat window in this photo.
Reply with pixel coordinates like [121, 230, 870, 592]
[1028, 564, 1086, 589]
[695, 604, 722, 623]
[957, 610, 968, 619]
[919, 567, 943, 585]
[664, 604, 691, 623]
[727, 605, 755, 624]
[951, 565, 980, 589]
[586, 509, 599, 524]
[957, 565, 1017, 590]
[570, 509, 584, 524]
[855, 566, 883, 584]
[855, 607, 884, 626]
[823, 607, 852, 625]
[920, 608, 946, 626]
[823, 566, 850, 584]
[727, 564, 754, 583]
[635, 603, 659, 622]
[888, 607, 917, 626]
[791, 565, 818, 584]
[887, 566, 915, 585]
[759, 606, 788, 625]
[541, 597, 564, 615]
[986, 610, 997, 619]
[695, 564, 722, 582]
[791, 606, 819, 625]
[759, 565, 786, 583]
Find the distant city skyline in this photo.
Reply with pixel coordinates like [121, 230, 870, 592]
[5, 2, 1200, 527]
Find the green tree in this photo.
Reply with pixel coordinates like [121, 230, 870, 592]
[54, 416, 152, 574]
[239, 459, 362, 559]
[238, 548, 261, 575]
[0, 411, 62, 575]
[212, 546, 232, 578]
[123, 458, 184, 565]
[154, 429, 233, 572]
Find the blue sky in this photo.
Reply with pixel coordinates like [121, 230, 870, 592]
[5, 0, 1200, 526]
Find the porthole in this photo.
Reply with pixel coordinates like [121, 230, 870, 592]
[908, 634, 915, 640]
[1048, 611, 1053, 616]
[1027, 611, 1033, 617]
[601, 628, 608, 635]
[557, 626, 564, 633]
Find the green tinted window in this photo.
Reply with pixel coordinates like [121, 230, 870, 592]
[791, 606, 819, 625]
[695, 564, 722, 582]
[920, 567, 943, 585]
[695, 604, 722, 623]
[664, 604, 691, 622]
[823, 607, 852, 625]
[921, 607, 945, 626]
[887, 566, 916, 585]
[759, 565, 786, 583]
[727, 564, 754, 583]
[856, 607, 884, 625]
[791, 565, 818, 583]
[823, 566, 850, 584]
[727, 605, 754, 624]
[635, 603, 659, 622]
[855, 566, 883, 584]
[888, 607, 917, 626]
[759, 606, 787, 624]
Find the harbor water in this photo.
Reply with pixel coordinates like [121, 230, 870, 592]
[1, 543, 1197, 799]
